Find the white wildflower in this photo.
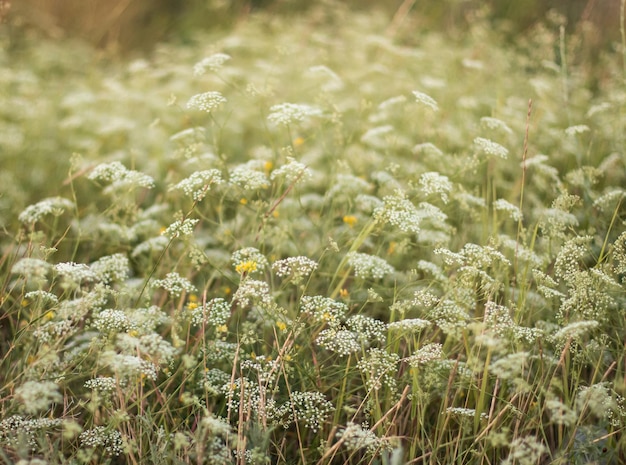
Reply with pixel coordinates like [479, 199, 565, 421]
[231, 247, 269, 274]
[565, 124, 590, 136]
[229, 164, 269, 190]
[11, 258, 51, 281]
[90, 253, 130, 284]
[388, 318, 431, 334]
[169, 169, 223, 201]
[346, 251, 394, 280]
[337, 422, 388, 456]
[474, 137, 508, 159]
[300, 295, 347, 327]
[18, 197, 74, 224]
[88, 161, 154, 190]
[289, 391, 334, 433]
[272, 256, 318, 283]
[501, 436, 547, 465]
[232, 279, 271, 307]
[54, 262, 98, 285]
[186, 91, 227, 113]
[545, 398, 577, 427]
[407, 343, 443, 367]
[493, 199, 523, 222]
[270, 157, 311, 185]
[373, 190, 421, 235]
[480, 116, 513, 134]
[346, 315, 387, 345]
[446, 407, 488, 420]
[267, 103, 321, 126]
[190, 297, 231, 327]
[419, 171, 452, 203]
[412, 90, 439, 111]
[79, 427, 123, 456]
[316, 328, 360, 356]
[193, 53, 231, 75]
[15, 381, 62, 414]
[162, 218, 199, 239]
[152, 272, 197, 297]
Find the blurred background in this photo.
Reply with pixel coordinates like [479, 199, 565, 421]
[4, 0, 622, 55]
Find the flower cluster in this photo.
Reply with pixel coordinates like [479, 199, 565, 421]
[162, 218, 199, 239]
[79, 427, 124, 456]
[270, 157, 312, 185]
[151, 272, 197, 297]
[373, 190, 421, 235]
[232, 279, 271, 307]
[493, 198, 522, 222]
[169, 169, 224, 201]
[272, 256, 318, 283]
[54, 262, 97, 286]
[419, 171, 452, 203]
[18, 196, 75, 224]
[88, 161, 155, 190]
[11, 258, 51, 282]
[407, 343, 444, 367]
[346, 251, 394, 280]
[231, 247, 269, 274]
[186, 91, 227, 113]
[356, 348, 399, 391]
[84, 377, 117, 393]
[267, 102, 322, 126]
[193, 53, 231, 75]
[501, 436, 547, 465]
[388, 318, 431, 334]
[289, 391, 334, 432]
[315, 328, 360, 356]
[229, 164, 269, 190]
[346, 314, 386, 345]
[90, 253, 130, 284]
[93, 309, 134, 333]
[473, 137, 509, 159]
[412, 90, 439, 111]
[300, 295, 347, 327]
[14, 380, 62, 414]
[190, 297, 231, 327]
[0, 416, 63, 450]
[336, 422, 389, 457]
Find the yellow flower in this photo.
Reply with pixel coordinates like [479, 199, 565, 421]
[387, 241, 397, 255]
[264, 161, 273, 174]
[235, 260, 257, 274]
[128, 329, 139, 337]
[339, 288, 349, 299]
[44, 311, 55, 320]
[343, 215, 358, 228]
[240, 198, 248, 205]
[293, 136, 305, 147]
[276, 321, 287, 332]
[216, 324, 228, 333]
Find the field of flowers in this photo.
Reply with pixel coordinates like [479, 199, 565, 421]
[1, 3, 625, 464]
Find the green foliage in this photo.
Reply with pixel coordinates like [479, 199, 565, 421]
[1, 3, 625, 464]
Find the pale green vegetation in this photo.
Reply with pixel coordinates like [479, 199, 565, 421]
[1, 3, 625, 464]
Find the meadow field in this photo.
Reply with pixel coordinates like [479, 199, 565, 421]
[0, 2, 625, 464]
